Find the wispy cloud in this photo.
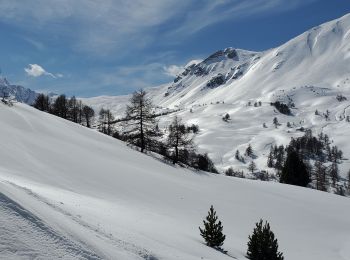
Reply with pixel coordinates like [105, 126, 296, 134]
[0, 0, 315, 56]
[24, 64, 62, 78]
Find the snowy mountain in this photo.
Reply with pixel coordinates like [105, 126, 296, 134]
[1, 102, 350, 259]
[83, 13, 350, 177]
[0, 77, 38, 105]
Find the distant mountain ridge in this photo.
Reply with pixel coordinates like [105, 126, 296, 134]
[0, 77, 38, 104]
[0, 76, 57, 105]
[82, 13, 350, 178]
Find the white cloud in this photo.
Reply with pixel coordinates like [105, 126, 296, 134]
[163, 65, 184, 77]
[24, 64, 62, 78]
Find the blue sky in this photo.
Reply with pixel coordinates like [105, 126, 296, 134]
[0, 0, 349, 97]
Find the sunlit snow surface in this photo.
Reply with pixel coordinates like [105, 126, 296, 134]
[1, 101, 350, 259]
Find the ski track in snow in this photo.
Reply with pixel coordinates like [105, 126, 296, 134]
[0, 191, 102, 260]
[2, 180, 159, 260]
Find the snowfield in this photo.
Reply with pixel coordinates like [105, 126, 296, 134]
[83, 13, 350, 178]
[1, 102, 350, 259]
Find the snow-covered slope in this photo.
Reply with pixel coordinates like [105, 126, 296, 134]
[83, 13, 350, 176]
[1, 101, 350, 259]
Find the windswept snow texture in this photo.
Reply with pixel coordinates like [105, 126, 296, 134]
[1, 101, 350, 259]
[0, 192, 101, 260]
[83, 13, 350, 176]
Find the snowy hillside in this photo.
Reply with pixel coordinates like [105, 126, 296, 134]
[1, 102, 350, 259]
[83, 13, 350, 177]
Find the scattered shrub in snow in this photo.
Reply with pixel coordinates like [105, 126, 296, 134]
[186, 124, 199, 134]
[247, 220, 284, 260]
[235, 150, 245, 163]
[255, 170, 269, 181]
[199, 205, 226, 249]
[270, 101, 291, 115]
[225, 167, 245, 178]
[222, 113, 230, 122]
[336, 94, 347, 102]
[1, 91, 14, 106]
[248, 161, 257, 174]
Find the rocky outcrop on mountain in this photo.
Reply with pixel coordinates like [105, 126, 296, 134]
[0, 77, 38, 105]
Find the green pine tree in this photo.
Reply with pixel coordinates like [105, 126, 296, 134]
[247, 219, 284, 260]
[199, 205, 226, 249]
[280, 151, 310, 187]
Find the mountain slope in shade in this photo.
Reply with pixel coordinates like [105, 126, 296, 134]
[1, 102, 350, 259]
[83, 13, 350, 177]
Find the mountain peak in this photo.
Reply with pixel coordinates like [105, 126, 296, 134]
[0, 76, 38, 104]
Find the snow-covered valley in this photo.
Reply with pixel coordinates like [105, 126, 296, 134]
[1, 101, 350, 260]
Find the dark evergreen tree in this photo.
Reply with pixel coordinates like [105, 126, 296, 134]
[273, 117, 279, 128]
[247, 219, 284, 260]
[245, 144, 253, 157]
[196, 153, 218, 173]
[271, 101, 291, 115]
[199, 205, 226, 249]
[124, 89, 157, 153]
[273, 146, 285, 173]
[235, 150, 240, 160]
[280, 151, 310, 187]
[267, 151, 274, 168]
[225, 167, 234, 176]
[223, 113, 230, 121]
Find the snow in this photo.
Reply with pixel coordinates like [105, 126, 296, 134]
[1, 100, 350, 259]
[83, 13, 350, 178]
